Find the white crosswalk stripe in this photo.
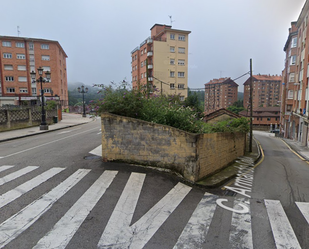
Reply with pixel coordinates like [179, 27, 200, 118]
[0, 167, 65, 209]
[0, 165, 38, 186]
[0, 165, 309, 248]
[265, 199, 301, 249]
[0, 165, 14, 173]
[34, 170, 118, 249]
[0, 169, 90, 248]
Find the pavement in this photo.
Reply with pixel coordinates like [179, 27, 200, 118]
[2, 117, 307, 188]
[0, 113, 95, 142]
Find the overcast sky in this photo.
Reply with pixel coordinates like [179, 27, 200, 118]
[0, 0, 306, 92]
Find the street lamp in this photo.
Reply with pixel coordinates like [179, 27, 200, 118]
[30, 67, 51, 130]
[78, 85, 88, 117]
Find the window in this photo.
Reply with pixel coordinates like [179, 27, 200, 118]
[141, 61, 143, 67]
[4, 65, 13, 70]
[289, 73, 295, 82]
[290, 55, 296, 65]
[178, 84, 185, 89]
[178, 59, 185, 66]
[19, 88, 28, 93]
[17, 54, 26, 59]
[178, 72, 185, 78]
[41, 44, 49, 49]
[144, 48, 146, 53]
[144, 72, 146, 77]
[141, 73, 144, 79]
[170, 83, 175, 89]
[170, 59, 175, 65]
[170, 34, 175, 40]
[18, 76, 27, 82]
[170, 46, 175, 53]
[42, 66, 51, 71]
[29, 43, 34, 50]
[2, 41, 11, 47]
[291, 37, 297, 48]
[141, 50, 143, 55]
[6, 87, 15, 93]
[170, 71, 175, 77]
[288, 90, 294, 99]
[180, 96, 185, 101]
[5, 76, 14, 81]
[16, 42, 25, 48]
[32, 88, 37, 94]
[44, 88, 51, 93]
[18, 65, 26, 71]
[178, 47, 185, 53]
[3, 53, 12, 59]
[267, 118, 271, 121]
[178, 35, 185, 41]
[42, 55, 50, 61]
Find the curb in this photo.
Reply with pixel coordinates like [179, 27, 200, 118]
[0, 122, 90, 143]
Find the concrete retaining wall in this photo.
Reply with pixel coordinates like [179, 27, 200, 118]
[101, 113, 246, 182]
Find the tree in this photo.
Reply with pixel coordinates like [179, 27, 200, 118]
[227, 100, 245, 114]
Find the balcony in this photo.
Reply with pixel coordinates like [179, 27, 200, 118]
[147, 38, 153, 44]
[147, 51, 153, 57]
[148, 64, 153, 69]
[148, 77, 153, 81]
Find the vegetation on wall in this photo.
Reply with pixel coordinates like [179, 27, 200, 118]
[90, 81, 249, 134]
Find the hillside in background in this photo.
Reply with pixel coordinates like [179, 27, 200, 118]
[238, 92, 244, 100]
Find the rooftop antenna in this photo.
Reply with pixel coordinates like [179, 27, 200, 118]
[17, 26, 20, 37]
[168, 15, 175, 27]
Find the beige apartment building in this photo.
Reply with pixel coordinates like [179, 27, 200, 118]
[0, 36, 68, 108]
[204, 77, 238, 115]
[243, 74, 281, 110]
[131, 24, 191, 100]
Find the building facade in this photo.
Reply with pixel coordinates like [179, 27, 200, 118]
[243, 75, 281, 110]
[0, 36, 68, 108]
[204, 77, 238, 115]
[281, 0, 309, 144]
[131, 24, 191, 100]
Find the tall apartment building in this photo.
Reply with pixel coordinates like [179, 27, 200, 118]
[282, 22, 298, 139]
[281, 0, 309, 144]
[131, 24, 191, 100]
[0, 36, 68, 108]
[204, 77, 238, 115]
[243, 75, 281, 110]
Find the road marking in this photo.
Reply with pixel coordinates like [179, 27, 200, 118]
[98, 173, 192, 249]
[264, 199, 301, 249]
[0, 127, 98, 158]
[0, 169, 90, 248]
[296, 202, 309, 225]
[97, 132, 102, 135]
[229, 198, 253, 249]
[0, 167, 65, 209]
[0, 165, 14, 173]
[0, 166, 38, 186]
[34, 170, 117, 249]
[89, 145, 102, 156]
[174, 193, 217, 249]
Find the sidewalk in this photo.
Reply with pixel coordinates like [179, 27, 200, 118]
[281, 137, 309, 160]
[0, 113, 95, 142]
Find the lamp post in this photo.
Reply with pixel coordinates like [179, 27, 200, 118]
[78, 85, 88, 117]
[30, 67, 51, 130]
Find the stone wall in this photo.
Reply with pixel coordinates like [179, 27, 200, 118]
[0, 108, 57, 132]
[101, 113, 246, 182]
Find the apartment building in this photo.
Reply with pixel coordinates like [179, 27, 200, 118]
[0, 36, 68, 108]
[243, 75, 281, 110]
[204, 77, 238, 115]
[282, 22, 299, 140]
[281, 0, 309, 144]
[131, 24, 191, 100]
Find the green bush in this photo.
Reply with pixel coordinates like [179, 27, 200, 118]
[90, 81, 249, 134]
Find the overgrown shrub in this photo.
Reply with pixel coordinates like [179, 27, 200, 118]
[91, 81, 249, 134]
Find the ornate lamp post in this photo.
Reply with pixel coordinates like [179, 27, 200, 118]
[30, 67, 51, 130]
[78, 85, 88, 117]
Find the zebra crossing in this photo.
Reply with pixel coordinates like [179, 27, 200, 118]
[0, 165, 308, 248]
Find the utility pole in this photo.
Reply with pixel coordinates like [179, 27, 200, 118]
[249, 59, 253, 152]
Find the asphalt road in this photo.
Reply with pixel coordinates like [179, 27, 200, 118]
[0, 124, 309, 248]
